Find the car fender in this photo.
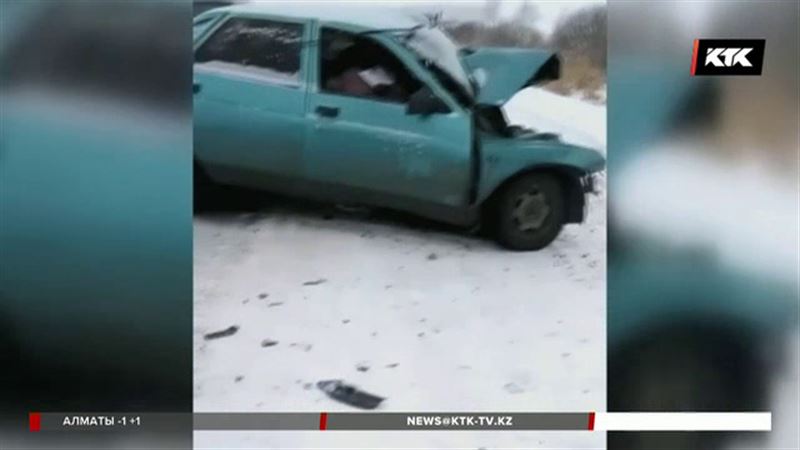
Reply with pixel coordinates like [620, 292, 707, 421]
[476, 136, 605, 213]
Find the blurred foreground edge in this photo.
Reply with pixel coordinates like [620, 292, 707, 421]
[607, 1, 799, 450]
[0, 1, 193, 449]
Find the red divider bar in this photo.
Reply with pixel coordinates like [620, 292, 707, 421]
[29, 412, 41, 432]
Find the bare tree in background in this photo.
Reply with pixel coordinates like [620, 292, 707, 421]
[430, 1, 607, 99]
[443, 1, 544, 48]
[546, 5, 606, 97]
[550, 5, 606, 69]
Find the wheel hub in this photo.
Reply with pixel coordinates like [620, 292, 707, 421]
[511, 189, 550, 231]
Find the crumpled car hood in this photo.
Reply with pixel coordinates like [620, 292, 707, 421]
[461, 47, 560, 106]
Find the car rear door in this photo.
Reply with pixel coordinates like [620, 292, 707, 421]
[193, 15, 309, 187]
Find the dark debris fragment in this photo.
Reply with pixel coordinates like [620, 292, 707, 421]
[317, 380, 384, 410]
[261, 339, 279, 347]
[204, 325, 239, 340]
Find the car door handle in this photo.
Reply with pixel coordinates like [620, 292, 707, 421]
[315, 105, 339, 118]
[193, 83, 202, 94]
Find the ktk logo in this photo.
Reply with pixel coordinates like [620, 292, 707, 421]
[691, 39, 765, 76]
[705, 48, 753, 67]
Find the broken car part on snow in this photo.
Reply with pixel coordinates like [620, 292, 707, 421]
[317, 379, 385, 410]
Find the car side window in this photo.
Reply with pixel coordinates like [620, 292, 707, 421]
[195, 17, 303, 86]
[319, 28, 422, 103]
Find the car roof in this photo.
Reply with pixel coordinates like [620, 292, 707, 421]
[218, 3, 421, 31]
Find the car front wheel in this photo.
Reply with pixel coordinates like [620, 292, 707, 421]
[492, 173, 566, 251]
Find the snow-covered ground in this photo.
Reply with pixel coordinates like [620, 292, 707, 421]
[505, 86, 606, 151]
[194, 87, 606, 449]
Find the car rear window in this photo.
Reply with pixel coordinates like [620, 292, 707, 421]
[195, 17, 303, 86]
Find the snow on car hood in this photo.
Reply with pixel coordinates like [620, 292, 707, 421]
[404, 27, 474, 98]
[461, 48, 560, 106]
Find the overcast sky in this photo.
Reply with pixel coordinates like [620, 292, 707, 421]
[235, 1, 606, 36]
[386, 0, 605, 35]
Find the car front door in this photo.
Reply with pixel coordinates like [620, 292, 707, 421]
[305, 26, 473, 210]
[193, 15, 309, 187]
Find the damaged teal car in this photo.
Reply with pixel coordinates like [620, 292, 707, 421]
[193, 5, 605, 250]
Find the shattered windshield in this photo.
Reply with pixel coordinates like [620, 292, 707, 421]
[400, 27, 474, 100]
[362, 25, 474, 105]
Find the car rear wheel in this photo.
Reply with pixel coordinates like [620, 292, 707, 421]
[492, 173, 565, 250]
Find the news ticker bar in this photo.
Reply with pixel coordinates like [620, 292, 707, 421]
[29, 412, 771, 432]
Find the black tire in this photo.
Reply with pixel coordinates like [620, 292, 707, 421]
[492, 173, 566, 251]
[194, 160, 219, 212]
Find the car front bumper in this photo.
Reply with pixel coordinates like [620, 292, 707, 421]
[581, 173, 600, 195]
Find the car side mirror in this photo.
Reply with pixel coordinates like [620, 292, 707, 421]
[407, 86, 450, 115]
